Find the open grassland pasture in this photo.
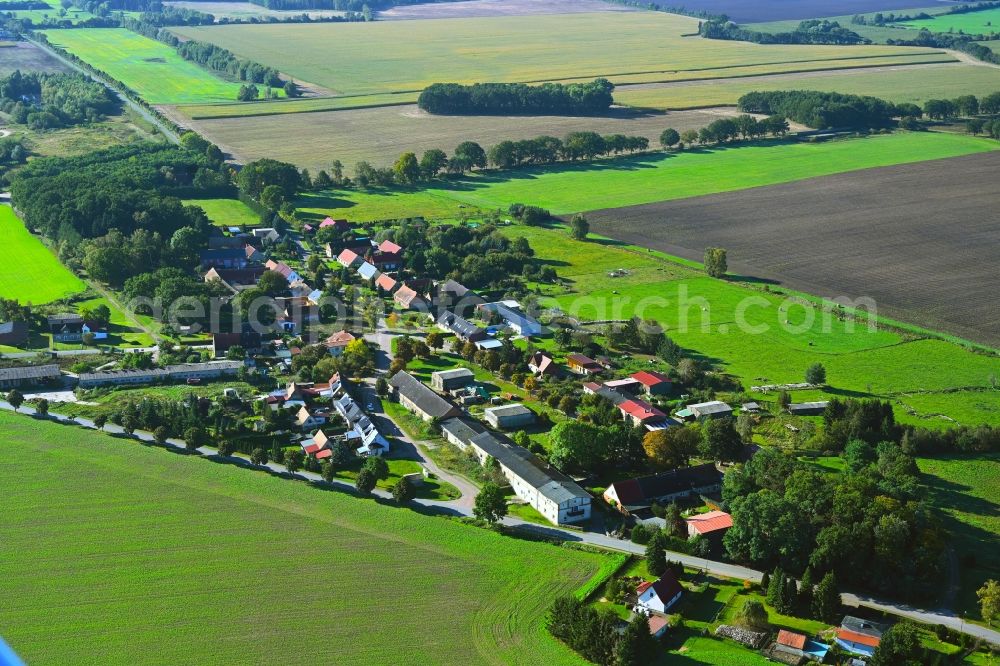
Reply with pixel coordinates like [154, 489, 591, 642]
[496, 224, 1000, 428]
[898, 7, 1000, 34]
[186, 105, 763, 171]
[0, 206, 85, 304]
[297, 131, 996, 221]
[164, 0, 345, 20]
[183, 198, 260, 227]
[0, 41, 70, 76]
[583, 148, 1000, 347]
[918, 454, 1000, 616]
[170, 13, 942, 96]
[0, 0, 103, 24]
[42, 28, 244, 105]
[379, 0, 640, 20]
[746, 5, 954, 42]
[11, 112, 163, 158]
[614, 62, 1000, 110]
[0, 410, 604, 665]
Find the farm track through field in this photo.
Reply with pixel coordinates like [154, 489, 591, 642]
[583, 150, 1000, 347]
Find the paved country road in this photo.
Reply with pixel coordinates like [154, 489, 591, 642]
[2, 398, 997, 647]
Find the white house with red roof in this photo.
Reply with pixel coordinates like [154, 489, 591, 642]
[618, 398, 667, 428]
[631, 370, 673, 396]
[323, 330, 356, 357]
[685, 510, 733, 538]
[636, 571, 683, 614]
[337, 248, 361, 268]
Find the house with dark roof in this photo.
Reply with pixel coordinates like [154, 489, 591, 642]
[603, 463, 724, 515]
[431, 367, 475, 392]
[47, 314, 84, 342]
[200, 248, 248, 270]
[484, 403, 535, 430]
[788, 401, 830, 416]
[566, 353, 603, 376]
[388, 371, 460, 422]
[436, 311, 487, 342]
[0, 321, 29, 347]
[211, 331, 262, 358]
[439, 416, 486, 449]
[468, 430, 591, 525]
[204, 266, 267, 293]
[0, 364, 61, 389]
[431, 279, 485, 317]
[636, 571, 683, 614]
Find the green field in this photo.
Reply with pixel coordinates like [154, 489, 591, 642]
[488, 224, 1000, 428]
[918, 454, 1000, 617]
[41, 28, 245, 105]
[170, 12, 943, 96]
[183, 198, 260, 227]
[1, 0, 106, 24]
[0, 410, 604, 665]
[298, 132, 997, 220]
[614, 62, 1000, 110]
[898, 7, 1000, 34]
[0, 206, 85, 304]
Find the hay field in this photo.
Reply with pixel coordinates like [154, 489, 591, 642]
[42, 28, 244, 104]
[0, 410, 604, 665]
[494, 225, 1000, 428]
[170, 12, 944, 96]
[582, 148, 1000, 347]
[186, 106, 764, 170]
[297, 132, 996, 220]
[898, 7, 1000, 34]
[614, 62, 1000, 110]
[183, 198, 260, 227]
[0, 206, 85, 304]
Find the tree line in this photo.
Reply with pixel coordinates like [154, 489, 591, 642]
[417, 79, 615, 116]
[547, 596, 660, 666]
[701, 19, 868, 45]
[0, 0, 48, 8]
[922, 91, 1000, 118]
[0, 70, 118, 129]
[886, 29, 1000, 65]
[123, 17, 284, 88]
[738, 90, 900, 128]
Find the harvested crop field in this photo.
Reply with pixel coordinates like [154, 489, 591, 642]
[184, 105, 768, 170]
[583, 149, 1000, 347]
[379, 0, 638, 20]
[0, 41, 70, 76]
[170, 13, 942, 97]
[614, 61, 1000, 110]
[0, 410, 604, 665]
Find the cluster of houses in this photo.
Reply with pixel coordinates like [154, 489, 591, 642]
[269, 373, 390, 460]
[387, 369, 591, 525]
[766, 615, 882, 664]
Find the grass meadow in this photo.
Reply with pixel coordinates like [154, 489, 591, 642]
[170, 12, 942, 96]
[41, 28, 244, 104]
[897, 7, 1000, 34]
[0, 206, 85, 304]
[183, 198, 260, 227]
[614, 62, 1000, 110]
[0, 410, 605, 665]
[496, 224, 1000, 428]
[918, 454, 1000, 618]
[298, 132, 997, 220]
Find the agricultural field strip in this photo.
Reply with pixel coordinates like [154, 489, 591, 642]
[172, 52, 955, 120]
[582, 149, 1000, 348]
[0, 411, 604, 665]
[41, 28, 244, 105]
[613, 61, 1000, 110]
[169, 12, 945, 97]
[895, 7, 1000, 33]
[0, 206, 86, 304]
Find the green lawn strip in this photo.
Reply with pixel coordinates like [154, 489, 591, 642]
[330, 456, 460, 501]
[183, 198, 261, 227]
[917, 454, 1000, 619]
[301, 133, 997, 221]
[41, 28, 246, 105]
[0, 410, 606, 665]
[0, 205, 86, 304]
[69, 295, 154, 348]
